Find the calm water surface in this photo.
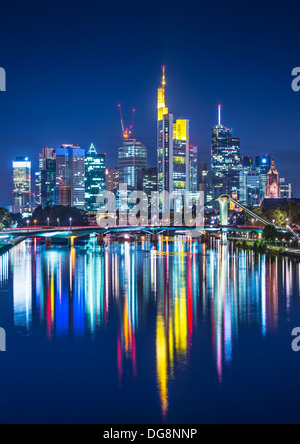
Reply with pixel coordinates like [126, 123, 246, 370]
[0, 238, 300, 424]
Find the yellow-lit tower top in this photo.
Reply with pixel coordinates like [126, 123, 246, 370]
[157, 65, 169, 120]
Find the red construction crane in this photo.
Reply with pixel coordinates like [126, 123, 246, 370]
[118, 105, 135, 140]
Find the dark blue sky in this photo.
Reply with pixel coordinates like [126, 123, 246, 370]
[0, 0, 300, 206]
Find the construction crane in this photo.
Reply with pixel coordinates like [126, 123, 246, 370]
[118, 104, 135, 140]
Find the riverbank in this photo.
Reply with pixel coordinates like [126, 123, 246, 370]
[0, 236, 26, 255]
[232, 238, 300, 258]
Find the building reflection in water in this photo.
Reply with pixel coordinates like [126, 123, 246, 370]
[3, 237, 298, 419]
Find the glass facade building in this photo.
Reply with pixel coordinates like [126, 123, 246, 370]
[189, 145, 198, 193]
[12, 157, 32, 214]
[85, 144, 106, 211]
[211, 109, 241, 199]
[38, 147, 56, 208]
[118, 138, 147, 189]
[106, 168, 119, 194]
[255, 155, 271, 202]
[55, 145, 85, 209]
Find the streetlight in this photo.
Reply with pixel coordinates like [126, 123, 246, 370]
[57, 218, 60, 227]
[34, 219, 37, 227]
[47, 217, 49, 227]
[27, 220, 29, 229]
[69, 218, 72, 228]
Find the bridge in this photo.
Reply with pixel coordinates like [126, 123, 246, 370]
[0, 195, 289, 247]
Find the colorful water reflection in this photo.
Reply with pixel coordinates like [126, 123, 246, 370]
[1, 237, 299, 421]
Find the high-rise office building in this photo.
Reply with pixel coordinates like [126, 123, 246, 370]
[137, 167, 158, 200]
[157, 66, 174, 194]
[12, 157, 31, 214]
[106, 168, 119, 193]
[211, 105, 241, 198]
[38, 147, 56, 208]
[265, 157, 281, 199]
[280, 178, 292, 199]
[244, 171, 261, 206]
[189, 145, 198, 193]
[85, 143, 106, 211]
[173, 119, 190, 198]
[118, 139, 147, 190]
[239, 156, 254, 205]
[255, 155, 271, 201]
[157, 67, 191, 204]
[55, 145, 85, 209]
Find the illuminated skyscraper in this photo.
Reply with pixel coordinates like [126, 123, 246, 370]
[255, 155, 271, 201]
[157, 67, 191, 201]
[157, 66, 174, 194]
[118, 139, 147, 189]
[38, 147, 56, 208]
[211, 105, 241, 198]
[12, 157, 31, 214]
[106, 168, 119, 194]
[85, 144, 106, 211]
[55, 145, 85, 209]
[189, 145, 198, 193]
[137, 167, 158, 200]
[173, 119, 190, 198]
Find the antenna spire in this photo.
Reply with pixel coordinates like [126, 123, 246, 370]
[162, 65, 166, 88]
[218, 104, 221, 126]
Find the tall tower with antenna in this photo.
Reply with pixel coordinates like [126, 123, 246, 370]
[157, 66, 174, 194]
[211, 105, 241, 199]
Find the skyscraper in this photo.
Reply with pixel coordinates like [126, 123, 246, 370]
[255, 155, 271, 201]
[189, 145, 198, 193]
[239, 156, 254, 205]
[12, 157, 31, 214]
[157, 67, 191, 204]
[211, 105, 241, 198]
[118, 138, 147, 189]
[172, 119, 190, 198]
[85, 144, 106, 211]
[106, 168, 119, 194]
[265, 157, 281, 199]
[38, 147, 56, 208]
[137, 167, 158, 201]
[157, 66, 174, 194]
[55, 145, 85, 209]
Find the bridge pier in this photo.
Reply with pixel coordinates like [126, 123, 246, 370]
[150, 232, 158, 247]
[218, 195, 229, 246]
[97, 233, 104, 247]
[45, 237, 51, 250]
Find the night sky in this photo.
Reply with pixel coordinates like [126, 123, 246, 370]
[0, 0, 299, 206]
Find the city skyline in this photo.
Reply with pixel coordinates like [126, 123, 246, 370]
[0, 0, 299, 206]
[10, 66, 294, 214]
